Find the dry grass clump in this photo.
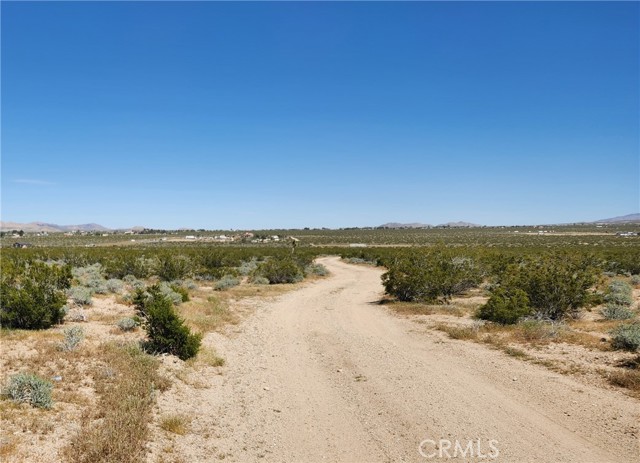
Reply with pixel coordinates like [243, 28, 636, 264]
[434, 323, 480, 340]
[159, 414, 191, 435]
[0, 436, 19, 459]
[607, 357, 640, 396]
[187, 346, 226, 368]
[179, 296, 238, 333]
[434, 318, 608, 352]
[608, 369, 640, 396]
[62, 342, 166, 463]
[386, 301, 466, 317]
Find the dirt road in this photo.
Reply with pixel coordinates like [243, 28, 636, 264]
[159, 257, 639, 462]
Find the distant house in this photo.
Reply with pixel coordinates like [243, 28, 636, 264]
[12, 242, 31, 249]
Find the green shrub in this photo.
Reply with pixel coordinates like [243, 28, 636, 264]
[250, 276, 270, 285]
[495, 254, 599, 320]
[2, 373, 53, 409]
[382, 248, 482, 303]
[611, 322, 640, 351]
[255, 258, 304, 284]
[136, 288, 201, 360]
[630, 275, 640, 287]
[60, 326, 84, 351]
[1, 261, 71, 329]
[477, 288, 531, 324]
[155, 255, 192, 281]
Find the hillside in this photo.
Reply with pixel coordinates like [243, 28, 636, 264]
[594, 213, 640, 224]
[0, 221, 111, 232]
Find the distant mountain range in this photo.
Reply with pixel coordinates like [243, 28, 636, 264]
[378, 222, 432, 229]
[0, 221, 111, 233]
[594, 213, 640, 224]
[1, 214, 638, 233]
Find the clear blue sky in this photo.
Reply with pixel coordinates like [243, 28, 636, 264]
[2, 1, 638, 229]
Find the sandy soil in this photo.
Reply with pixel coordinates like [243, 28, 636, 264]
[150, 257, 639, 463]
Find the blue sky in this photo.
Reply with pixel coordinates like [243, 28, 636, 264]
[2, 1, 638, 229]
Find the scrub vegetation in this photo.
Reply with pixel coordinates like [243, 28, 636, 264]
[0, 223, 638, 460]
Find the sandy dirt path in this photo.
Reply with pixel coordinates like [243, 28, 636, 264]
[162, 257, 639, 462]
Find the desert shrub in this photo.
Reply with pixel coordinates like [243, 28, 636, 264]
[2, 373, 53, 409]
[630, 275, 640, 287]
[382, 248, 482, 303]
[345, 257, 376, 265]
[181, 279, 198, 290]
[601, 304, 636, 320]
[157, 282, 185, 306]
[106, 278, 125, 294]
[493, 253, 599, 320]
[1, 260, 71, 329]
[136, 288, 201, 360]
[477, 288, 531, 324]
[250, 276, 270, 285]
[605, 280, 634, 307]
[155, 255, 192, 281]
[60, 326, 84, 351]
[65, 309, 88, 322]
[305, 263, 328, 276]
[169, 283, 190, 302]
[254, 258, 304, 284]
[104, 256, 156, 279]
[611, 322, 640, 351]
[67, 286, 93, 306]
[238, 259, 258, 276]
[123, 274, 145, 290]
[117, 317, 137, 332]
[214, 275, 240, 291]
[72, 264, 108, 294]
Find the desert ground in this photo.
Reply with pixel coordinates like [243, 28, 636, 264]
[2, 257, 638, 462]
[149, 257, 638, 462]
